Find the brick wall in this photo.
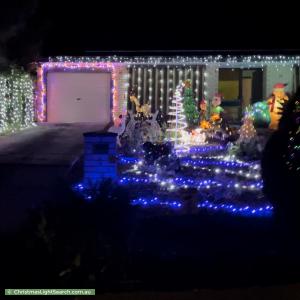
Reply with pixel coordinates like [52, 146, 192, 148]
[83, 132, 117, 184]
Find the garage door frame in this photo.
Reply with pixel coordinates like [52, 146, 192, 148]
[46, 70, 113, 123]
[36, 63, 116, 123]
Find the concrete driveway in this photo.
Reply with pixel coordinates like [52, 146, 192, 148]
[0, 123, 106, 232]
[0, 123, 106, 165]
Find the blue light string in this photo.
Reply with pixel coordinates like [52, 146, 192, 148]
[73, 144, 271, 218]
[131, 197, 182, 208]
[197, 200, 273, 217]
[186, 145, 226, 154]
[180, 157, 252, 168]
[117, 156, 139, 165]
[131, 197, 273, 217]
[118, 176, 263, 191]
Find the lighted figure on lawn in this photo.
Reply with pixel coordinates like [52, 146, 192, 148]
[267, 83, 289, 130]
[166, 82, 206, 148]
[251, 100, 271, 128]
[203, 93, 234, 143]
[199, 99, 207, 119]
[237, 109, 257, 144]
[228, 108, 266, 160]
[210, 93, 224, 122]
[129, 94, 151, 118]
[183, 79, 199, 127]
[121, 110, 163, 152]
[199, 99, 211, 129]
[166, 82, 189, 150]
[108, 113, 127, 146]
[116, 89, 164, 151]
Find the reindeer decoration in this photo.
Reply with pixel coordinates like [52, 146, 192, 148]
[129, 94, 151, 118]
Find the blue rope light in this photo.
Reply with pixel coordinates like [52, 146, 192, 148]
[131, 197, 182, 208]
[197, 200, 273, 217]
[131, 197, 273, 217]
[73, 144, 271, 218]
[73, 183, 272, 218]
[180, 145, 225, 154]
[118, 176, 263, 191]
[180, 157, 252, 168]
[117, 156, 139, 165]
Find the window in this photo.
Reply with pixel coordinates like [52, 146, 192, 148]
[219, 69, 240, 100]
[218, 68, 264, 123]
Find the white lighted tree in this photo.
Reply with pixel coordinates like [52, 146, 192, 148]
[166, 82, 188, 150]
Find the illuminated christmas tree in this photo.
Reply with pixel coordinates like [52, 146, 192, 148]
[167, 82, 188, 149]
[183, 79, 199, 127]
[238, 111, 256, 143]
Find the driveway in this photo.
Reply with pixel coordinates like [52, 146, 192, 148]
[0, 123, 106, 232]
[0, 123, 105, 165]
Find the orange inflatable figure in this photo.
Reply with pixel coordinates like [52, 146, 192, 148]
[267, 83, 289, 130]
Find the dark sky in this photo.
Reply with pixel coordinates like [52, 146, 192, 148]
[1, 0, 300, 64]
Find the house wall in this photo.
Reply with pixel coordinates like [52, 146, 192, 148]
[114, 67, 129, 124]
[265, 65, 294, 97]
[127, 66, 203, 116]
[203, 64, 219, 115]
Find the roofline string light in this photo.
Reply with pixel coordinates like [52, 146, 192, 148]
[49, 55, 300, 68]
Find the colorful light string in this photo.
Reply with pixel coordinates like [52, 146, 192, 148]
[36, 62, 126, 124]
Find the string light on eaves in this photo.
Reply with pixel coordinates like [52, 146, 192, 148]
[50, 55, 300, 68]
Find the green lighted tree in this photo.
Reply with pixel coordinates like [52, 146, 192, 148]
[183, 80, 199, 127]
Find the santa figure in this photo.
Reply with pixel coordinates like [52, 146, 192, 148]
[267, 83, 289, 130]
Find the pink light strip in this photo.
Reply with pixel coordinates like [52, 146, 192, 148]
[36, 62, 122, 124]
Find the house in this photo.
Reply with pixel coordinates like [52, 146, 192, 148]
[35, 55, 300, 126]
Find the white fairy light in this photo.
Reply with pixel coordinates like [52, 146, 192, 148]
[148, 68, 152, 102]
[51, 55, 300, 70]
[166, 82, 189, 151]
[0, 70, 34, 133]
[137, 68, 141, 101]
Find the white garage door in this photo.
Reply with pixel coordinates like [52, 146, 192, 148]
[47, 72, 111, 124]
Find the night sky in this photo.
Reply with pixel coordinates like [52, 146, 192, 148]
[0, 0, 300, 65]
